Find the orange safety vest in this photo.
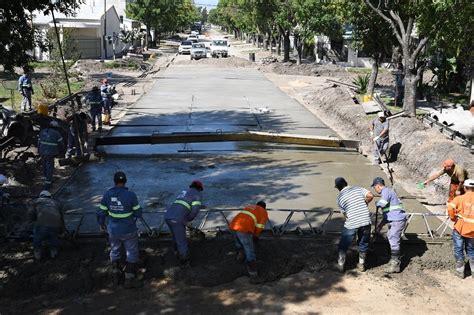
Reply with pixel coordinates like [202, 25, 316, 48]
[229, 205, 269, 236]
[447, 191, 474, 238]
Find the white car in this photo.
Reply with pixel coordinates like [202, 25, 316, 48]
[178, 40, 192, 54]
[210, 39, 229, 58]
[190, 43, 207, 60]
[187, 34, 198, 41]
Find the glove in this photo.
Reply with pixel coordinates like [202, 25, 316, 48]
[455, 190, 462, 196]
[373, 136, 380, 142]
[369, 131, 374, 137]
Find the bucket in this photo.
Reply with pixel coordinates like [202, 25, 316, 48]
[37, 103, 48, 116]
[362, 95, 373, 102]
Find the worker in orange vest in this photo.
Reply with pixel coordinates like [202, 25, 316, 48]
[447, 179, 474, 279]
[229, 201, 268, 278]
[423, 159, 468, 202]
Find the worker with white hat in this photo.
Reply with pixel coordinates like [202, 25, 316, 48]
[369, 111, 389, 164]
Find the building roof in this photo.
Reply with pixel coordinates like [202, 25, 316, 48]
[33, 2, 118, 25]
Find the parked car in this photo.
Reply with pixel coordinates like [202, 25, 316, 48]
[187, 34, 198, 41]
[210, 39, 229, 58]
[190, 43, 207, 60]
[178, 40, 193, 54]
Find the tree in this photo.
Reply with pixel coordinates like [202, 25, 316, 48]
[0, 0, 80, 72]
[345, 1, 396, 96]
[364, 0, 465, 116]
[201, 7, 209, 24]
[126, 0, 161, 49]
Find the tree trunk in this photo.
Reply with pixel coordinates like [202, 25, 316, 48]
[283, 31, 290, 62]
[145, 25, 150, 50]
[403, 70, 417, 115]
[367, 58, 379, 96]
[263, 33, 268, 50]
[277, 34, 282, 56]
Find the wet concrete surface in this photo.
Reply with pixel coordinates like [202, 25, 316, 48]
[61, 58, 441, 236]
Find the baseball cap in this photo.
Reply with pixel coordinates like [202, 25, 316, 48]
[190, 179, 204, 191]
[334, 177, 348, 190]
[371, 177, 385, 186]
[39, 190, 51, 198]
[114, 171, 127, 183]
[378, 111, 385, 118]
[464, 179, 474, 188]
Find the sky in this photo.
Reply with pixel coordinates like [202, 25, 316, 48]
[194, 0, 218, 9]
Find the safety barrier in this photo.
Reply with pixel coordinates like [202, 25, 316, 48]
[64, 208, 451, 240]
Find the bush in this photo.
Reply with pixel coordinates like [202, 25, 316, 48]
[352, 74, 370, 94]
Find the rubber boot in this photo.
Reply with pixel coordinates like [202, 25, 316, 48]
[386, 251, 401, 273]
[357, 252, 366, 272]
[236, 249, 245, 263]
[124, 263, 143, 289]
[178, 255, 191, 268]
[49, 248, 58, 259]
[34, 250, 41, 260]
[247, 260, 258, 278]
[111, 261, 124, 285]
[336, 251, 346, 272]
[454, 260, 465, 279]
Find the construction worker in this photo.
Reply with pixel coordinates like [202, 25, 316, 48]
[334, 177, 374, 272]
[97, 171, 143, 288]
[369, 111, 389, 164]
[100, 79, 112, 125]
[423, 159, 468, 202]
[229, 201, 268, 278]
[88, 86, 103, 131]
[18, 69, 34, 112]
[165, 180, 204, 266]
[28, 190, 64, 260]
[447, 179, 474, 279]
[372, 177, 407, 273]
[38, 120, 64, 189]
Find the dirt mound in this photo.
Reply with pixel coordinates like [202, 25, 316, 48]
[302, 85, 473, 204]
[174, 56, 255, 68]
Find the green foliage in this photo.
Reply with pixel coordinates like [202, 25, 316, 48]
[352, 74, 370, 94]
[0, 0, 81, 72]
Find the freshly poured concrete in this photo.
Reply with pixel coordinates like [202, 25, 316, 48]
[62, 62, 440, 236]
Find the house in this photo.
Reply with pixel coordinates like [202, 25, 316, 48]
[33, 0, 131, 60]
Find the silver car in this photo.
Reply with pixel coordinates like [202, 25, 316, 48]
[190, 43, 207, 60]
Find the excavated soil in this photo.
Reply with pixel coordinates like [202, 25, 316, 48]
[0, 234, 458, 313]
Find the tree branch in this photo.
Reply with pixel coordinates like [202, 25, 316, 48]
[364, 0, 403, 45]
[410, 37, 429, 64]
[405, 17, 414, 46]
[389, 10, 406, 38]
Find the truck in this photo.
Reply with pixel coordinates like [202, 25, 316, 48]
[210, 39, 229, 58]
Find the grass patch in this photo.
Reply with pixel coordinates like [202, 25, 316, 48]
[346, 67, 388, 74]
[29, 61, 55, 69]
[103, 60, 141, 70]
[0, 78, 85, 111]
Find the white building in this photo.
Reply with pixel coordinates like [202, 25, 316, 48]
[33, 0, 136, 60]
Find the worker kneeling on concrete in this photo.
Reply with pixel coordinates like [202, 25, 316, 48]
[447, 179, 474, 279]
[97, 171, 143, 288]
[165, 180, 204, 267]
[372, 177, 407, 273]
[28, 190, 64, 260]
[229, 201, 269, 278]
[334, 177, 374, 272]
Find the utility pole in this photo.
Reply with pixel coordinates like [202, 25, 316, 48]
[103, 0, 107, 60]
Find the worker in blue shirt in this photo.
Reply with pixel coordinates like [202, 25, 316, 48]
[38, 120, 64, 189]
[165, 180, 204, 266]
[87, 86, 103, 131]
[18, 70, 34, 112]
[97, 171, 143, 288]
[100, 79, 112, 125]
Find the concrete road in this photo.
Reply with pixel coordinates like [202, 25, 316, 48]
[60, 53, 444, 237]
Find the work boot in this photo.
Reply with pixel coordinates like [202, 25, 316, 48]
[454, 260, 465, 279]
[470, 258, 474, 279]
[236, 249, 245, 263]
[111, 261, 124, 285]
[247, 260, 258, 278]
[357, 252, 366, 272]
[123, 263, 143, 289]
[386, 251, 401, 273]
[49, 248, 58, 259]
[336, 251, 346, 272]
[34, 250, 41, 260]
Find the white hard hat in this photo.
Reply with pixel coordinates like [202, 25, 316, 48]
[39, 190, 52, 198]
[0, 174, 7, 185]
[464, 179, 474, 188]
[378, 111, 385, 118]
[49, 120, 59, 127]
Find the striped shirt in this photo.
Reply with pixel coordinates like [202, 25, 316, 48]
[337, 186, 371, 229]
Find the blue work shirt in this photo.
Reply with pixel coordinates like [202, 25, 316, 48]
[97, 186, 142, 236]
[18, 75, 33, 92]
[87, 91, 103, 110]
[165, 188, 203, 223]
[38, 127, 64, 156]
[376, 187, 406, 222]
